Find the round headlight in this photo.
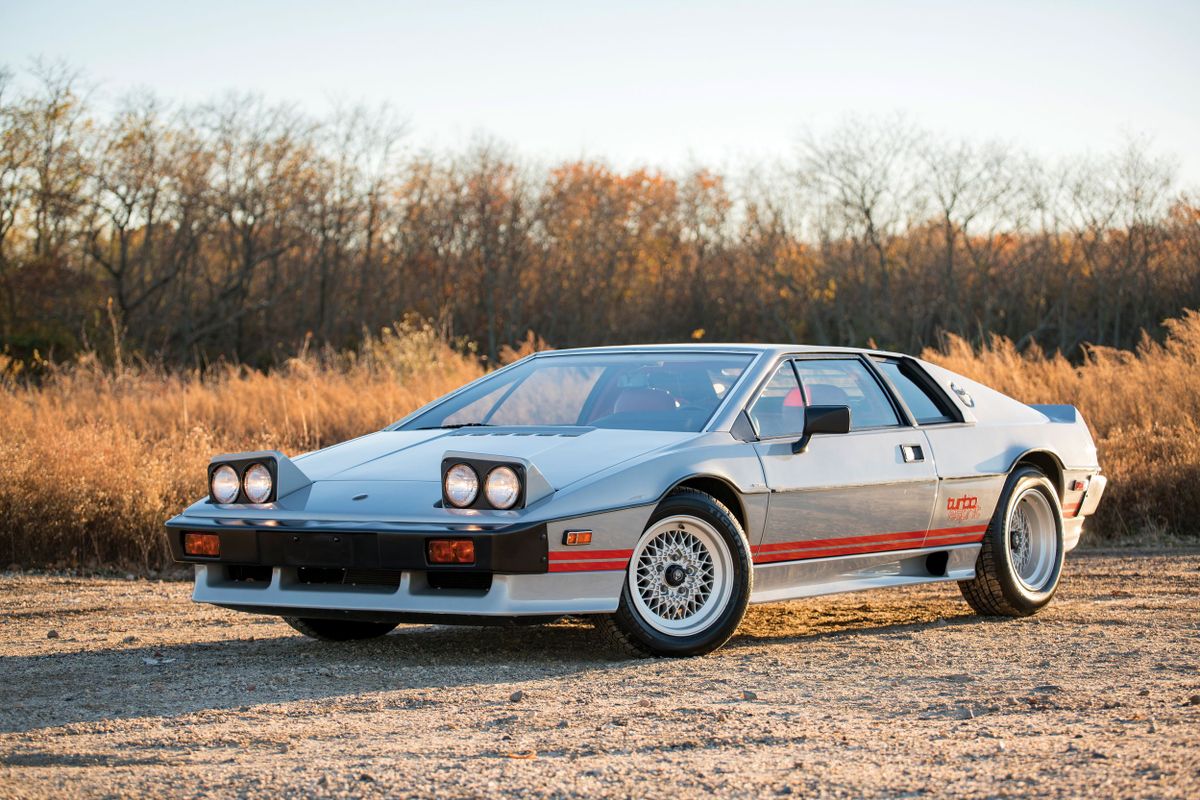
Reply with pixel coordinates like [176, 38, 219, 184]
[444, 463, 479, 508]
[242, 462, 273, 503]
[485, 466, 521, 509]
[210, 465, 240, 504]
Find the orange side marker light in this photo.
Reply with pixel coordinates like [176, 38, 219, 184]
[563, 530, 593, 546]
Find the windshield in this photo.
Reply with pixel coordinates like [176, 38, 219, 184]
[401, 352, 755, 433]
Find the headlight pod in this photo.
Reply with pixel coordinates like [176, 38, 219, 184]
[210, 465, 240, 504]
[443, 463, 480, 508]
[441, 458, 526, 510]
[207, 457, 280, 504]
[242, 462, 273, 503]
[485, 466, 521, 509]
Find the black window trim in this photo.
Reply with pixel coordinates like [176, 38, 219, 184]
[742, 358, 805, 441]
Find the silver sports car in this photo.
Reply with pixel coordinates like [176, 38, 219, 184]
[165, 345, 1106, 656]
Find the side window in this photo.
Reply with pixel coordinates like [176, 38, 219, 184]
[748, 362, 806, 438]
[875, 359, 957, 424]
[793, 359, 899, 430]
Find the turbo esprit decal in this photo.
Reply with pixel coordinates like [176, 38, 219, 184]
[946, 494, 981, 521]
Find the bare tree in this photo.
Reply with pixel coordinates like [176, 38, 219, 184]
[0, 62, 1197, 370]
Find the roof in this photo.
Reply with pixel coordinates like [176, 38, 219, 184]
[531, 343, 907, 359]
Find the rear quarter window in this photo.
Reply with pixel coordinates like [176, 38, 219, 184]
[875, 359, 957, 424]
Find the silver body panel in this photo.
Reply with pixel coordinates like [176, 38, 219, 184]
[753, 428, 940, 559]
[167, 343, 1106, 620]
[750, 543, 981, 603]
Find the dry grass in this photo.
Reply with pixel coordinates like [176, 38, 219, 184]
[0, 321, 484, 571]
[2, 315, 1196, 572]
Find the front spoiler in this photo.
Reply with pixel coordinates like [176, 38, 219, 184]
[191, 564, 624, 617]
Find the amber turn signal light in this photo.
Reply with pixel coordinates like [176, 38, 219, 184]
[563, 530, 593, 546]
[427, 538, 475, 564]
[183, 532, 220, 557]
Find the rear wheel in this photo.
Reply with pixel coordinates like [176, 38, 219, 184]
[958, 466, 1064, 616]
[282, 616, 399, 641]
[594, 488, 752, 657]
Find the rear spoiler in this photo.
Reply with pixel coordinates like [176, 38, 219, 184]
[1029, 404, 1079, 423]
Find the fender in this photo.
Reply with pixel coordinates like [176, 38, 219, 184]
[1006, 447, 1066, 498]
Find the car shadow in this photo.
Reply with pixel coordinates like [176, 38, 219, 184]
[0, 620, 626, 735]
[0, 608, 1014, 735]
[730, 608, 1008, 648]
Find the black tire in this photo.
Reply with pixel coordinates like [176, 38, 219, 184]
[282, 616, 399, 641]
[593, 487, 752, 658]
[958, 466, 1065, 617]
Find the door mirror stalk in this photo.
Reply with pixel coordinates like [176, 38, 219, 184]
[792, 405, 852, 454]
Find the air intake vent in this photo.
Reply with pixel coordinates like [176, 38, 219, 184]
[449, 426, 591, 438]
[296, 567, 404, 589]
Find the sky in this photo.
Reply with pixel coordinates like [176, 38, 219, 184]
[2, 0, 1198, 184]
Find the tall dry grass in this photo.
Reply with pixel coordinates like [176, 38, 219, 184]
[1, 315, 1196, 573]
[923, 310, 1200, 543]
[0, 321, 485, 571]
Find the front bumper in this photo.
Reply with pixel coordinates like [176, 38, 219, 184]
[164, 517, 627, 619]
[164, 520, 550, 574]
[165, 501, 654, 619]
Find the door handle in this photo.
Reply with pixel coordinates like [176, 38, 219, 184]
[901, 444, 925, 463]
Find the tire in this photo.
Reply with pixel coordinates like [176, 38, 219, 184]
[282, 616, 399, 641]
[594, 487, 752, 657]
[958, 466, 1065, 617]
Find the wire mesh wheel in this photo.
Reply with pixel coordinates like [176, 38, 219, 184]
[628, 514, 735, 637]
[1007, 486, 1058, 591]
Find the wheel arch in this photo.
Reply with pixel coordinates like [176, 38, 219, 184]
[1010, 449, 1065, 501]
[665, 475, 749, 534]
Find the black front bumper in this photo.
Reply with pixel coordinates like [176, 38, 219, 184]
[164, 523, 549, 574]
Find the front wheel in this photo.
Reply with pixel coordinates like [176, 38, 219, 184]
[958, 466, 1065, 616]
[593, 488, 752, 657]
[282, 616, 399, 641]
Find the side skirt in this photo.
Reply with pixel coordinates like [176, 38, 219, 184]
[749, 543, 980, 604]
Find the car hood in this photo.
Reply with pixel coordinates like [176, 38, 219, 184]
[292, 427, 697, 490]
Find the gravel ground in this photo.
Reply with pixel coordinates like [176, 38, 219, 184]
[0, 550, 1197, 799]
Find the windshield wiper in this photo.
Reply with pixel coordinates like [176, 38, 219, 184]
[416, 422, 495, 430]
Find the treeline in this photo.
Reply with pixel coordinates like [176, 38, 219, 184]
[2, 62, 1198, 370]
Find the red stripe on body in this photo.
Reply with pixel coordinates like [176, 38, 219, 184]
[753, 528, 926, 553]
[547, 560, 629, 573]
[548, 549, 633, 561]
[754, 532, 927, 559]
[752, 525, 987, 565]
[543, 525, 990, 571]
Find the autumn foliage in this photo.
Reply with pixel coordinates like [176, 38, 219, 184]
[2, 65, 1200, 374]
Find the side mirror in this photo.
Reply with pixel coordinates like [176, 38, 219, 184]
[792, 405, 851, 454]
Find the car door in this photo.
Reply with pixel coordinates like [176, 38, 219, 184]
[871, 355, 1006, 543]
[748, 356, 939, 565]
